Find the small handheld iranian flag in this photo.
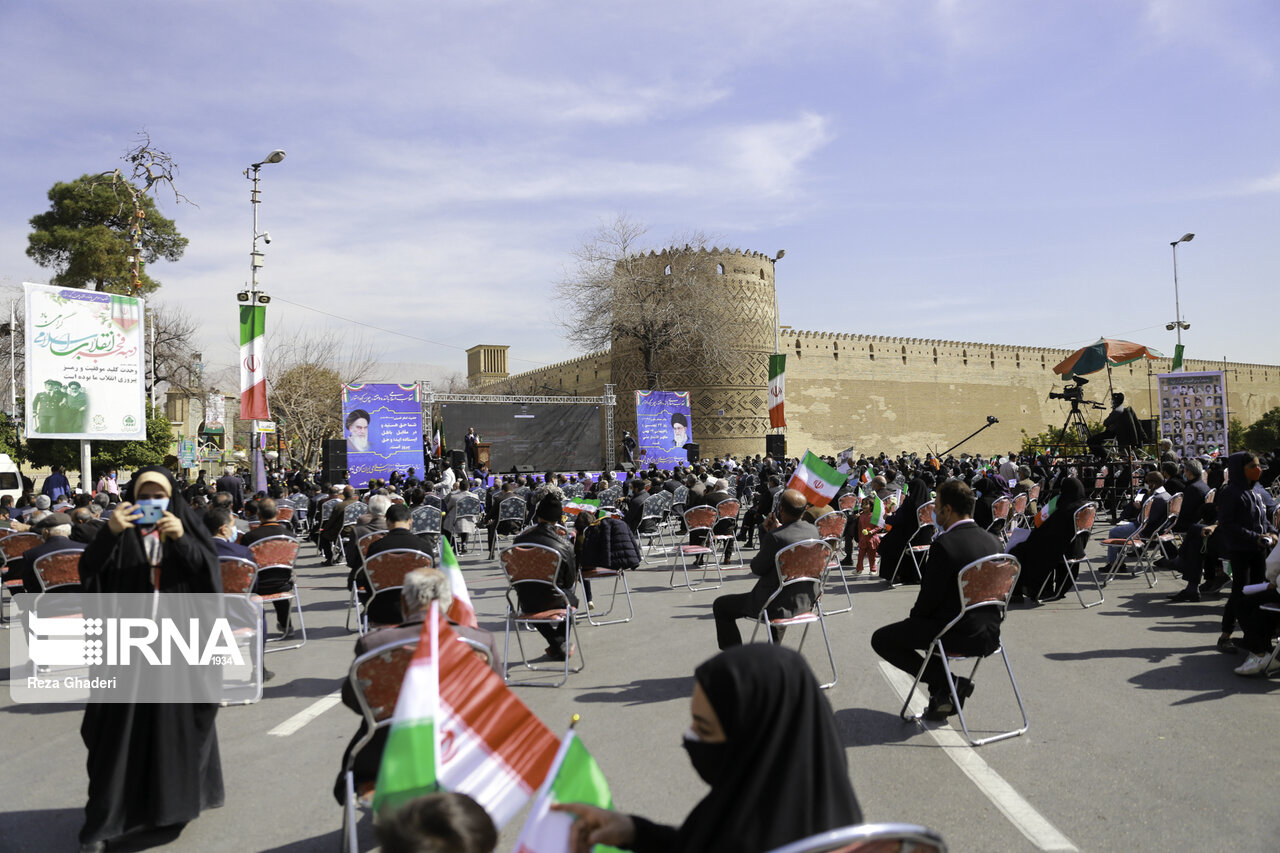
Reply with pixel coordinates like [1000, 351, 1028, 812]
[511, 723, 623, 853]
[439, 538, 478, 628]
[1033, 495, 1059, 528]
[767, 354, 786, 428]
[239, 304, 269, 421]
[868, 495, 885, 527]
[786, 451, 848, 507]
[860, 464, 876, 485]
[563, 497, 600, 516]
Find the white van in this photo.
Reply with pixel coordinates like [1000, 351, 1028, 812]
[0, 454, 22, 507]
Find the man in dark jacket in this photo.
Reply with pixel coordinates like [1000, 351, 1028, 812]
[872, 479, 1004, 720]
[1167, 458, 1214, 601]
[20, 512, 86, 592]
[215, 465, 246, 512]
[711, 489, 819, 649]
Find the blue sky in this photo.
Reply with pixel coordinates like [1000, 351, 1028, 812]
[2, 0, 1277, 391]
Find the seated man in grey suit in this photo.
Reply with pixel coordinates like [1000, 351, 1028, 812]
[711, 488, 819, 649]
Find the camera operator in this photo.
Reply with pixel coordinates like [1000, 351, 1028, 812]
[1089, 392, 1143, 461]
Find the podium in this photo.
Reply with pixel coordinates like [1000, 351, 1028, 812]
[475, 442, 491, 470]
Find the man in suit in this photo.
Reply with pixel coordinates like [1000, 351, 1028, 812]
[345, 494, 392, 581]
[711, 488, 819, 649]
[20, 512, 86, 592]
[216, 465, 246, 512]
[871, 479, 1004, 720]
[623, 478, 649, 532]
[333, 567, 499, 806]
[511, 495, 579, 661]
[68, 506, 106, 544]
[203, 506, 255, 562]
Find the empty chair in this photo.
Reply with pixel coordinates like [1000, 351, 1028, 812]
[813, 511, 853, 615]
[672, 506, 723, 592]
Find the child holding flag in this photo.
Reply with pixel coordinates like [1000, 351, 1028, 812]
[856, 495, 885, 575]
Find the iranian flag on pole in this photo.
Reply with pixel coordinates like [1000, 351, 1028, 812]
[373, 603, 559, 824]
[562, 497, 600, 516]
[512, 728, 623, 853]
[767, 354, 786, 428]
[786, 451, 848, 507]
[868, 495, 885, 527]
[239, 305, 269, 420]
[439, 537, 478, 628]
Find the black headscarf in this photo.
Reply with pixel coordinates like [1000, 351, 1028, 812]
[80, 465, 221, 594]
[676, 644, 862, 852]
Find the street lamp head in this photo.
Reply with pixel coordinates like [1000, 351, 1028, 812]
[1166, 322, 1176, 331]
[252, 149, 287, 168]
[1172, 232, 1194, 246]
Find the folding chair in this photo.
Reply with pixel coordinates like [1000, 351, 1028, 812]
[671, 485, 689, 534]
[341, 636, 418, 853]
[885, 501, 936, 587]
[1099, 495, 1158, 588]
[410, 505, 443, 536]
[453, 494, 484, 554]
[837, 493, 860, 516]
[344, 531, 391, 631]
[1008, 492, 1029, 533]
[1, 532, 44, 626]
[577, 555, 634, 628]
[671, 506, 723, 591]
[987, 496, 1012, 543]
[713, 498, 744, 568]
[219, 556, 264, 704]
[248, 536, 305, 652]
[749, 539, 838, 689]
[814, 511, 853, 615]
[636, 493, 671, 563]
[899, 554, 1029, 746]
[499, 543, 583, 687]
[1155, 492, 1184, 566]
[765, 822, 948, 853]
[1035, 502, 1104, 608]
[495, 496, 528, 550]
[353, 549, 432, 634]
[31, 550, 84, 593]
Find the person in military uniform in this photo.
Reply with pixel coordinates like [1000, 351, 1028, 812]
[33, 379, 66, 433]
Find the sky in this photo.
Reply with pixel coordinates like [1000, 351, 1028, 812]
[1, 0, 1277, 395]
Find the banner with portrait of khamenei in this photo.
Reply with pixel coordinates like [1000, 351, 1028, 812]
[24, 283, 147, 441]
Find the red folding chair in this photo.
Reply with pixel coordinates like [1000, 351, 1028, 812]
[1, 532, 43, 625]
[31, 550, 83, 592]
[899, 554, 1028, 746]
[249, 536, 305, 652]
[749, 539, 838, 689]
[814, 511, 853, 615]
[671, 506, 723, 591]
[885, 502, 936, 587]
[499, 543, 583, 687]
[764, 822, 947, 853]
[353, 549, 432, 635]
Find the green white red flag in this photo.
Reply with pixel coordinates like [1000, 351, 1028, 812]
[563, 497, 600, 516]
[1033, 495, 1059, 528]
[787, 451, 848, 507]
[768, 354, 786, 428]
[239, 305, 269, 420]
[868, 495, 885, 527]
[511, 728, 622, 853]
[439, 537, 478, 628]
[372, 603, 559, 824]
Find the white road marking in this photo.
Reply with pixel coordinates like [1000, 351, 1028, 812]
[267, 691, 343, 737]
[878, 662, 1078, 852]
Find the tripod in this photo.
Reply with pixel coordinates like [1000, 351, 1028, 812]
[1060, 400, 1093, 450]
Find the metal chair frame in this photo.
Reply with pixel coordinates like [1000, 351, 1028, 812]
[1, 532, 42, 626]
[499, 543, 583, 687]
[1035, 502, 1105, 608]
[31, 549, 84, 592]
[899, 554, 1029, 747]
[1099, 495, 1158, 588]
[885, 501, 936, 587]
[671, 506, 723, 591]
[248, 536, 305, 652]
[765, 822, 948, 853]
[814, 511, 854, 615]
[351, 549, 433, 634]
[713, 498, 744, 569]
[748, 539, 838, 689]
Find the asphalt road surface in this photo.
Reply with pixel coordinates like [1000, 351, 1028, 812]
[3, 519, 1278, 852]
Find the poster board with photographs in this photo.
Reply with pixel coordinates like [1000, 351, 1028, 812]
[1157, 370, 1227, 459]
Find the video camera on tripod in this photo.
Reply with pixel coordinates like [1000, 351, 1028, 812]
[1049, 376, 1104, 410]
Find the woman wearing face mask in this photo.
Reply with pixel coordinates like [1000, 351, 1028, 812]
[1215, 452, 1278, 658]
[76, 466, 225, 853]
[553, 644, 862, 853]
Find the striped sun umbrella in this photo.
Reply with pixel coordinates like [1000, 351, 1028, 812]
[1052, 337, 1164, 380]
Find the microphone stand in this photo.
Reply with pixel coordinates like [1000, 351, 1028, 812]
[940, 418, 999, 458]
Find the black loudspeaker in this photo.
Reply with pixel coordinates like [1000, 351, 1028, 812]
[765, 434, 786, 457]
[322, 439, 347, 483]
[684, 442, 700, 463]
[619, 462, 636, 473]
[514, 464, 535, 474]
[450, 449, 466, 469]
[1138, 418, 1157, 443]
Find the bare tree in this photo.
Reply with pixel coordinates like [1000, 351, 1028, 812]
[554, 214, 735, 390]
[147, 303, 201, 396]
[266, 330, 378, 469]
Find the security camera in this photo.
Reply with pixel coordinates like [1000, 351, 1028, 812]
[261, 232, 271, 244]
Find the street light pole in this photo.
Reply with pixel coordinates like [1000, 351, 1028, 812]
[242, 149, 285, 494]
[1167, 232, 1193, 370]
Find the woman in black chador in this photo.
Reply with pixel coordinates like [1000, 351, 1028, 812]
[77, 466, 225, 852]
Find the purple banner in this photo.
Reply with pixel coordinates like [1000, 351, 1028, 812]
[635, 390, 692, 471]
[341, 383, 424, 488]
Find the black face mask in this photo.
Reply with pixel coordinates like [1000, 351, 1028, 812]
[682, 734, 730, 786]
